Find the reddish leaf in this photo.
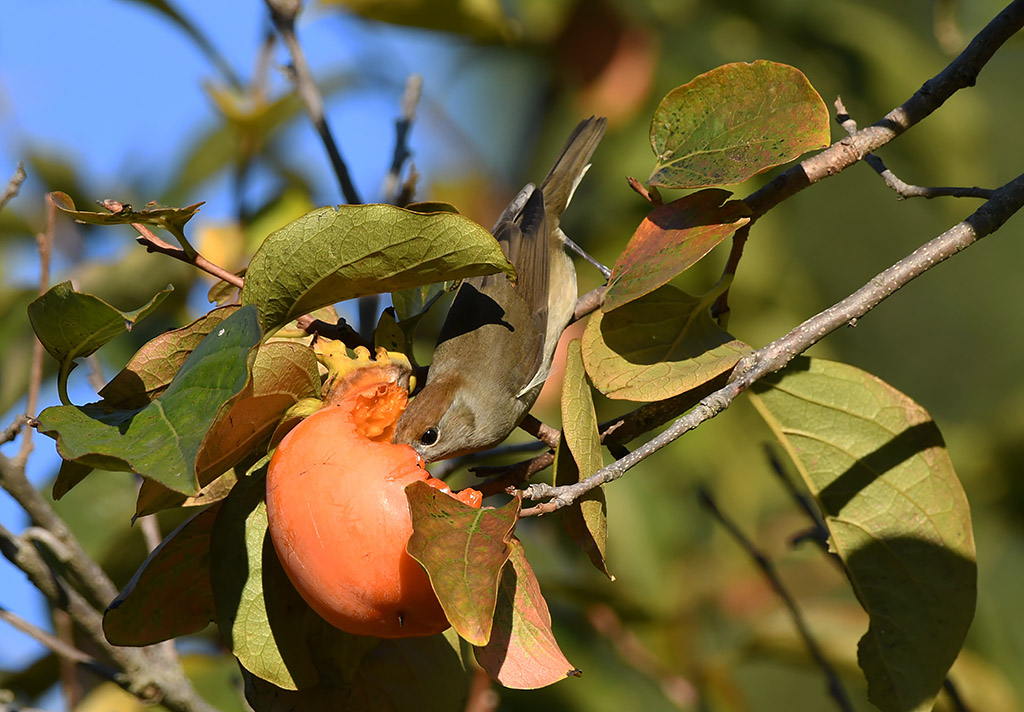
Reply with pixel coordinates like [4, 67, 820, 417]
[103, 504, 220, 646]
[474, 539, 579, 689]
[649, 61, 830, 188]
[604, 189, 750, 311]
[406, 480, 519, 646]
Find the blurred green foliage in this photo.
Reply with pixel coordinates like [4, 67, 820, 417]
[2, 0, 1022, 709]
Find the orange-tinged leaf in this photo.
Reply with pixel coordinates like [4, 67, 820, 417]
[406, 480, 519, 646]
[604, 189, 750, 311]
[103, 504, 220, 646]
[649, 61, 830, 188]
[474, 539, 578, 689]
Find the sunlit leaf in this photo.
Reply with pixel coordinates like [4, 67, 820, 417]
[36, 306, 261, 495]
[27, 281, 172, 404]
[50, 191, 203, 235]
[240, 204, 514, 333]
[99, 305, 241, 409]
[581, 284, 750, 401]
[406, 480, 519, 646]
[556, 340, 611, 579]
[210, 461, 318, 691]
[474, 539, 578, 689]
[195, 340, 321, 481]
[749, 357, 975, 712]
[649, 61, 830, 188]
[604, 190, 750, 311]
[104, 504, 220, 646]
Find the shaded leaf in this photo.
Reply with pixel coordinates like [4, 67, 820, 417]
[135, 467, 240, 519]
[581, 284, 750, 401]
[36, 306, 261, 495]
[27, 281, 172, 404]
[556, 341, 611, 578]
[373, 307, 407, 355]
[749, 357, 976, 712]
[51, 460, 93, 501]
[51, 191, 203, 234]
[604, 190, 750, 311]
[240, 204, 515, 333]
[474, 539, 577, 689]
[406, 480, 519, 646]
[210, 461, 318, 691]
[243, 628, 468, 712]
[391, 281, 452, 325]
[99, 305, 240, 410]
[195, 340, 321, 481]
[649, 61, 830, 188]
[104, 504, 221, 646]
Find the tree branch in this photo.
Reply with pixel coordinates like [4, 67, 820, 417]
[265, 0, 362, 205]
[522, 170, 1024, 513]
[697, 486, 855, 712]
[385, 74, 423, 206]
[0, 162, 26, 212]
[834, 96, 994, 200]
[715, 0, 1024, 317]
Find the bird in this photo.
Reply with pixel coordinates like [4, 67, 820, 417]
[393, 116, 607, 462]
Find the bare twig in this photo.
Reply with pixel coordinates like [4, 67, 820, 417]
[476, 451, 555, 498]
[697, 486, 855, 712]
[2, 415, 27, 446]
[430, 440, 548, 481]
[518, 414, 560, 450]
[385, 74, 423, 205]
[522, 170, 1024, 513]
[266, 0, 362, 205]
[0, 162, 26, 211]
[626, 176, 657, 204]
[130, 221, 244, 288]
[572, 285, 607, 322]
[0, 605, 122, 687]
[834, 97, 993, 200]
[297, 315, 373, 351]
[714, 0, 1024, 317]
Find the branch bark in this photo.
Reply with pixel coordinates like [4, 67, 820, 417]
[523, 170, 1024, 513]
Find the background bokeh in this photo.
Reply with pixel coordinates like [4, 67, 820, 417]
[1, 0, 1022, 709]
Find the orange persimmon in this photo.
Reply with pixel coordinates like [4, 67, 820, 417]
[266, 344, 480, 639]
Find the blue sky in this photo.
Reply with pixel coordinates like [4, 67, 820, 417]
[0, 0, 536, 686]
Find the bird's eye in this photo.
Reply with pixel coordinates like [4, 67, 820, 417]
[419, 427, 439, 447]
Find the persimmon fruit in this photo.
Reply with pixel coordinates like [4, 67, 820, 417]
[266, 343, 481, 639]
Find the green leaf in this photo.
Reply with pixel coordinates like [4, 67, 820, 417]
[104, 504, 220, 646]
[604, 190, 750, 311]
[406, 480, 519, 647]
[240, 204, 515, 333]
[581, 284, 750, 401]
[322, 0, 514, 42]
[649, 61, 830, 188]
[27, 281, 172, 404]
[210, 461, 318, 691]
[556, 340, 611, 579]
[390, 281, 452, 324]
[50, 191, 203, 235]
[195, 340, 321, 482]
[51, 460, 93, 501]
[474, 539, 577, 689]
[36, 306, 261, 495]
[749, 357, 976, 712]
[99, 305, 241, 410]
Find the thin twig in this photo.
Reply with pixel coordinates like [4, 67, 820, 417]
[131, 221, 244, 288]
[297, 315, 373, 351]
[385, 74, 423, 205]
[518, 414, 560, 450]
[714, 0, 1024, 316]
[2, 415, 27, 446]
[572, 285, 607, 322]
[522, 170, 1024, 513]
[834, 97, 993, 200]
[430, 440, 549, 481]
[0, 605, 123, 687]
[0, 162, 26, 211]
[476, 451, 555, 498]
[266, 0, 362, 205]
[697, 486, 855, 712]
[16, 195, 56, 466]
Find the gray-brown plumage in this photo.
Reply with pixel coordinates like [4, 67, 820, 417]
[393, 117, 607, 462]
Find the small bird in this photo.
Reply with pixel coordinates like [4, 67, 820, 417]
[394, 117, 607, 462]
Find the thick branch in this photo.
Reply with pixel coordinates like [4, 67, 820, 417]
[523, 171, 1024, 513]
